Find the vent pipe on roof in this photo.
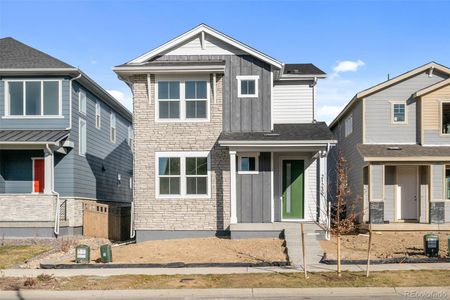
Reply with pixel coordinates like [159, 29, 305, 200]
[429, 67, 434, 77]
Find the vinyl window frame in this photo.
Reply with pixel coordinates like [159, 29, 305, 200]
[4, 79, 63, 118]
[238, 153, 259, 175]
[237, 75, 259, 98]
[128, 125, 133, 147]
[79, 89, 87, 115]
[155, 151, 211, 199]
[78, 118, 87, 156]
[344, 114, 353, 137]
[95, 101, 101, 129]
[110, 112, 116, 143]
[390, 101, 407, 124]
[440, 101, 450, 135]
[155, 75, 210, 123]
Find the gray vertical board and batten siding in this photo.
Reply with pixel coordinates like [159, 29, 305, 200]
[152, 55, 271, 132]
[364, 71, 447, 144]
[236, 152, 271, 223]
[69, 82, 132, 202]
[0, 78, 70, 129]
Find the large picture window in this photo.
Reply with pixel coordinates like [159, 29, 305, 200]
[442, 102, 450, 134]
[156, 152, 210, 198]
[6, 80, 61, 117]
[156, 77, 209, 121]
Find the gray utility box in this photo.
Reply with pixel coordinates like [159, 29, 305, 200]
[423, 233, 439, 257]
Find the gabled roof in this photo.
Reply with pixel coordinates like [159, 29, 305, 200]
[414, 77, 450, 97]
[119, 23, 283, 69]
[329, 62, 450, 129]
[283, 64, 326, 77]
[0, 37, 75, 70]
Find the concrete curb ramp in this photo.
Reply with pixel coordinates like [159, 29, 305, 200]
[0, 287, 449, 299]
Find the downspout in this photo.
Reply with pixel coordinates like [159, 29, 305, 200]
[130, 77, 136, 239]
[322, 143, 331, 240]
[67, 72, 82, 130]
[312, 76, 317, 122]
[46, 144, 60, 236]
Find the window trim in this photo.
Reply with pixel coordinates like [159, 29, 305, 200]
[95, 101, 101, 129]
[4, 79, 63, 118]
[79, 89, 87, 115]
[78, 118, 87, 156]
[344, 114, 353, 138]
[155, 75, 210, 123]
[155, 151, 211, 199]
[128, 125, 133, 147]
[238, 153, 259, 175]
[237, 75, 259, 98]
[440, 100, 450, 135]
[110, 112, 116, 143]
[390, 101, 407, 124]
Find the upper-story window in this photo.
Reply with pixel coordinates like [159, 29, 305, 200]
[110, 112, 116, 143]
[95, 102, 101, 129]
[156, 77, 209, 122]
[344, 114, 353, 137]
[79, 89, 87, 115]
[128, 125, 133, 147]
[392, 102, 406, 123]
[237, 75, 259, 98]
[79, 118, 87, 156]
[442, 102, 450, 134]
[5, 80, 61, 117]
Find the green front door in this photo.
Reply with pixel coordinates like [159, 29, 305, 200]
[282, 160, 304, 219]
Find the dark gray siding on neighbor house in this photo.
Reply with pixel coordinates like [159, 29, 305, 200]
[364, 71, 448, 144]
[0, 150, 44, 193]
[329, 100, 365, 219]
[152, 55, 272, 132]
[70, 82, 132, 202]
[236, 152, 271, 223]
[0, 78, 70, 129]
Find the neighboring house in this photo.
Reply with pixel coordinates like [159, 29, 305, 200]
[0, 37, 133, 237]
[329, 62, 450, 228]
[114, 24, 336, 241]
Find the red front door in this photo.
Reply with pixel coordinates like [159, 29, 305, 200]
[33, 159, 45, 193]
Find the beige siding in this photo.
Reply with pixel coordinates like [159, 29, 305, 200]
[422, 84, 450, 145]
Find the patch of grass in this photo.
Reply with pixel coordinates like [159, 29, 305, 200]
[0, 245, 50, 269]
[2, 270, 450, 290]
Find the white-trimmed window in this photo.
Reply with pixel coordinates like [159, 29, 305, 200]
[156, 76, 209, 121]
[79, 118, 87, 156]
[238, 154, 259, 174]
[128, 125, 133, 147]
[156, 152, 210, 198]
[344, 114, 353, 137]
[392, 102, 406, 123]
[95, 102, 101, 129]
[79, 89, 87, 115]
[442, 102, 450, 134]
[237, 75, 259, 98]
[5, 80, 61, 117]
[110, 112, 116, 143]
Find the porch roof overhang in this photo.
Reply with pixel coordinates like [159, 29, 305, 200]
[358, 144, 450, 162]
[0, 130, 70, 149]
[113, 60, 226, 75]
[218, 123, 337, 150]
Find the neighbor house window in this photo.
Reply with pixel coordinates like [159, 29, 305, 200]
[110, 112, 116, 143]
[238, 154, 259, 174]
[79, 118, 87, 156]
[156, 152, 210, 198]
[447, 168, 450, 200]
[156, 77, 209, 121]
[95, 102, 101, 129]
[79, 89, 87, 115]
[344, 114, 353, 137]
[442, 102, 450, 134]
[237, 75, 259, 98]
[128, 125, 133, 147]
[6, 80, 61, 116]
[392, 102, 406, 123]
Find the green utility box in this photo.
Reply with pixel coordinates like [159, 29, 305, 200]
[423, 233, 439, 257]
[75, 245, 90, 264]
[100, 244, 112, 263]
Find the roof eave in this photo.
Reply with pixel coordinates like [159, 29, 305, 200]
[218, 140, 337, 147]
[113, 65, 226, 75]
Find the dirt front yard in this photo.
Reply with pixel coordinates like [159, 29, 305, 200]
[70, 237, 287, 264]
[320, 232, 450, 260]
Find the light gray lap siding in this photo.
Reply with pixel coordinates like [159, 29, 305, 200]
[364, 72, 447, 144]
[0, 78, 70, 129]
[152, 55, 271, 132]
[236, 152, 271, 223]
[384, 166, 395, 222]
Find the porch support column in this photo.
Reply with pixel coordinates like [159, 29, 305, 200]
[229, 150, 237, 224]
[319, 152, 328, 224]
[44, 147, 54, 194]
[369, 164, 385, 224]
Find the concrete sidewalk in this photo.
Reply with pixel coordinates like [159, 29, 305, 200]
[0, 287, 449, 299]
[1, 263, 450, 277]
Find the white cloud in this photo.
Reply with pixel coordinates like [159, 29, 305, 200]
[333, 59, 365, 74]
[317, 105, 344, 119]
[107, 89, 133, 111]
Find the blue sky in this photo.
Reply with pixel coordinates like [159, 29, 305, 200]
[1, 0, 450, 122]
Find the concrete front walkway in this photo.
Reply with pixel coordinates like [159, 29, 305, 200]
[0, 287, 449, 299]
[1, 263, 450, 277]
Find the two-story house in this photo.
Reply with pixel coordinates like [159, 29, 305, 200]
[330, 62, 450, 229]
[114, 24, 336, 241]
[0, 37, 133, 237]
